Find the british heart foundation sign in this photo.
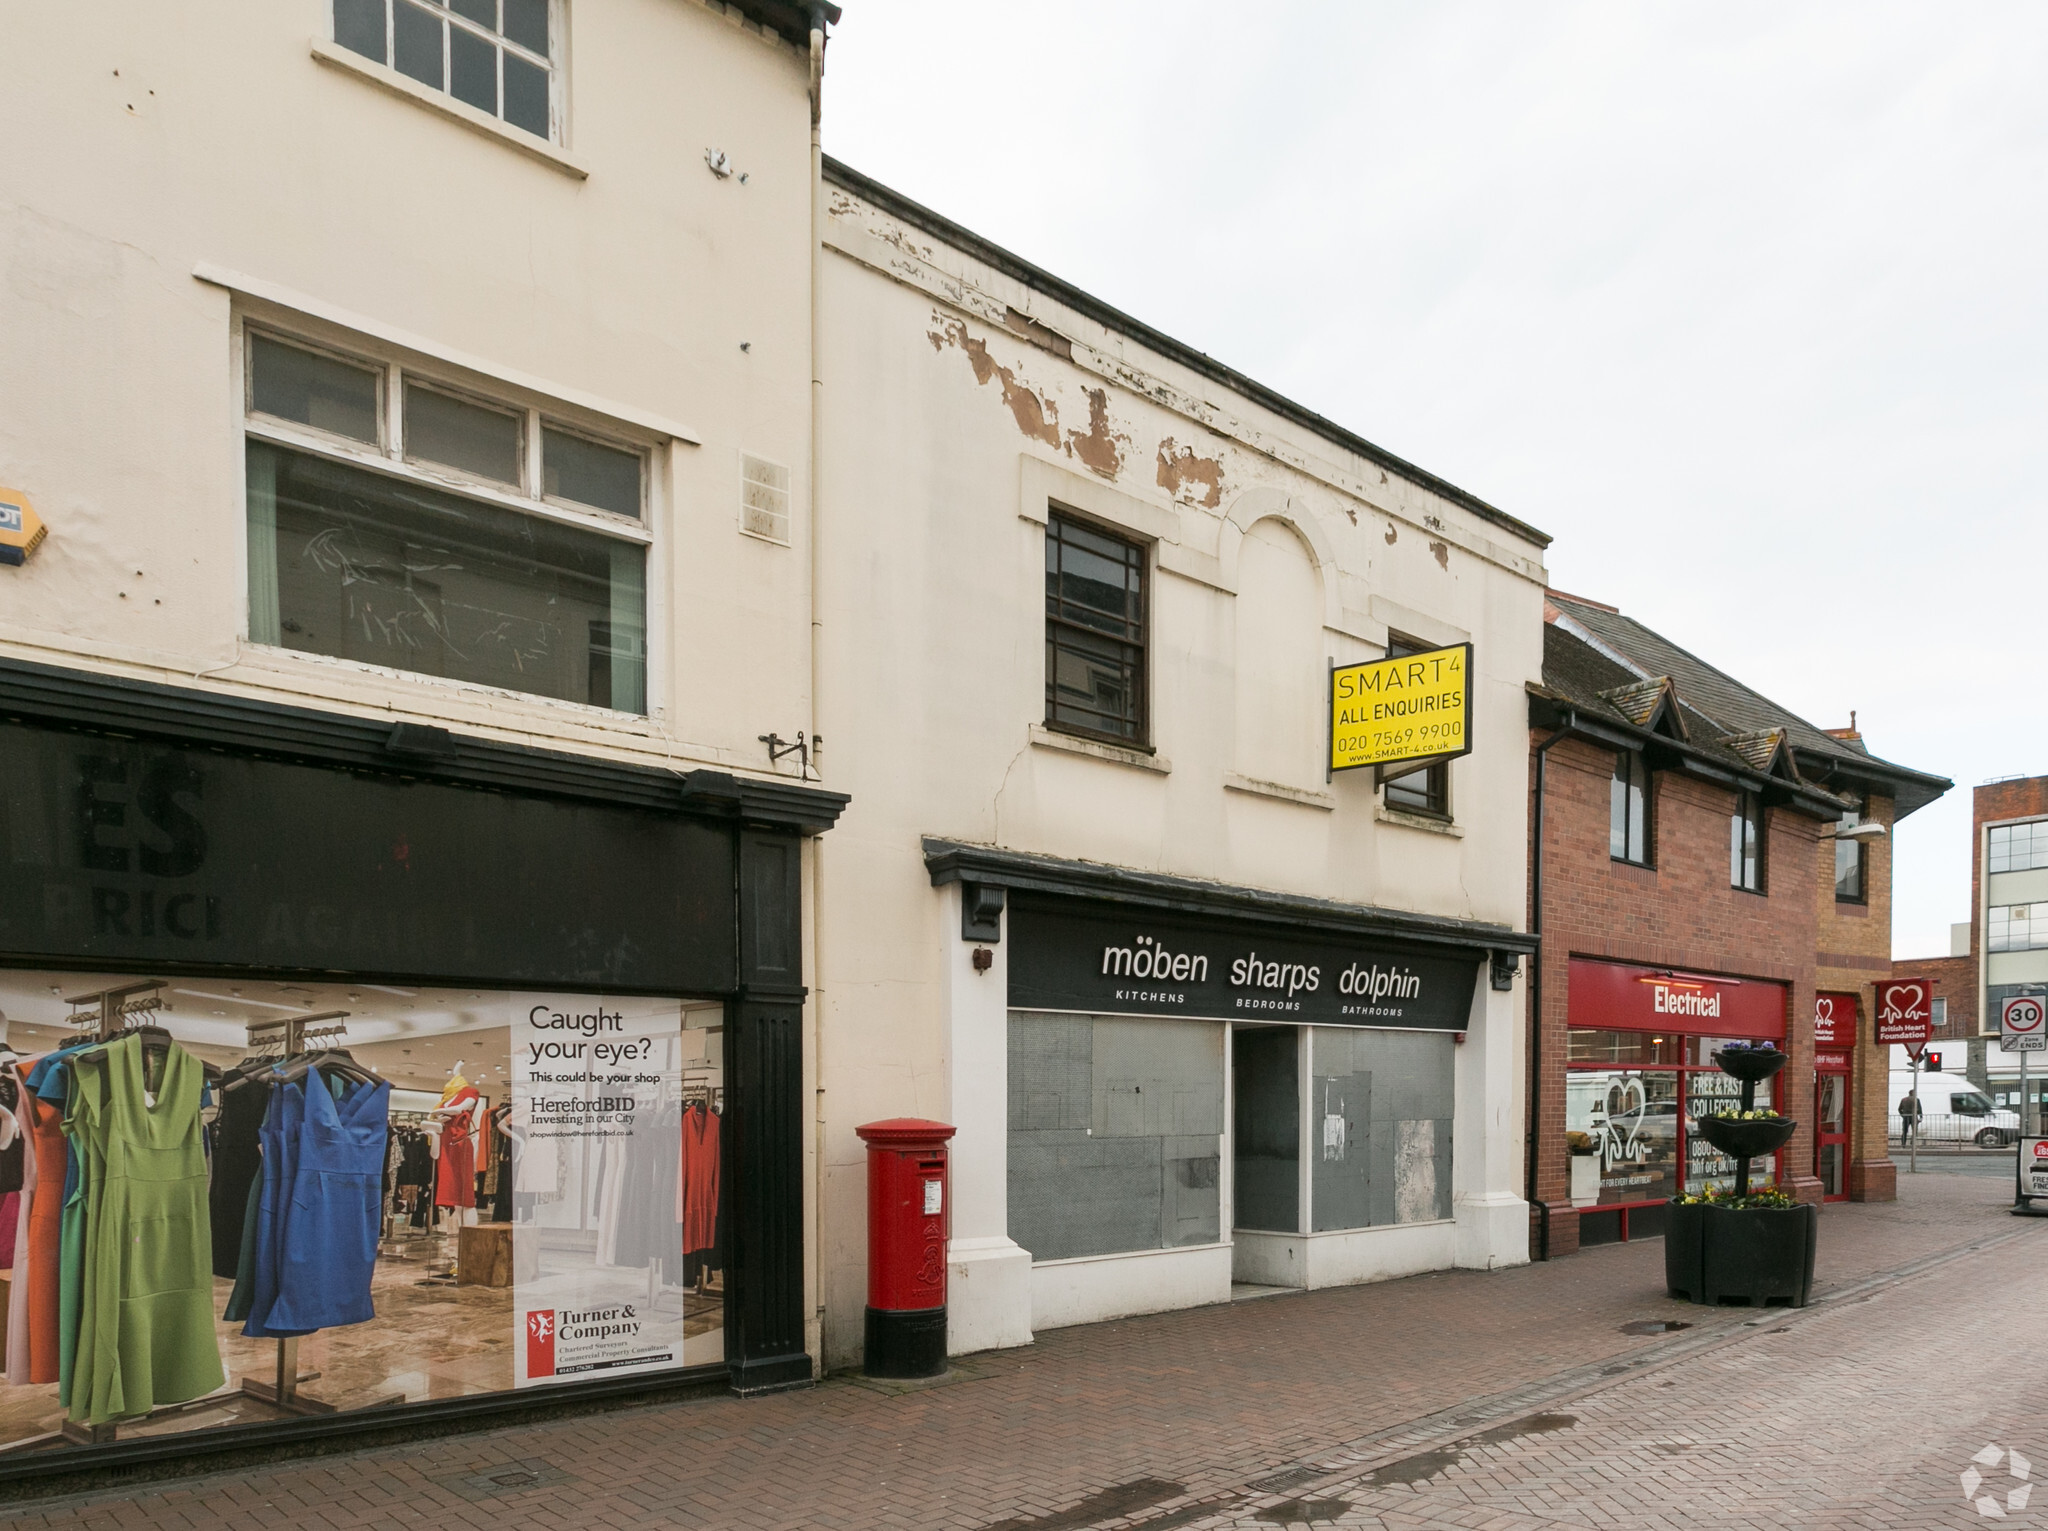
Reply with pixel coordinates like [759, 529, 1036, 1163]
[1875, 979, 1934, 1048]
[1814, 992, 1859, 1049]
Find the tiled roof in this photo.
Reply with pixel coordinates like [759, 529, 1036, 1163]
[1543, 592, 1950, 816]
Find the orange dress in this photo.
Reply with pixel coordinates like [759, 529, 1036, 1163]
[22, 1086, 68, 1384]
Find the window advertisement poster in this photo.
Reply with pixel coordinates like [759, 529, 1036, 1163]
[510, 994, 727, 1387]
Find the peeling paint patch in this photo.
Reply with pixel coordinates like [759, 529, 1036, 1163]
[927, 315, 1061, 448]
[1065, 387, 1127, 480]
[1429, 539, 1449, 570]
[1385, 522, 1398, 545]
[1155, 437, 1224, 508]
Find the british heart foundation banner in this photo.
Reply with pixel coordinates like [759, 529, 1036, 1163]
[509, 993, 719, 1386]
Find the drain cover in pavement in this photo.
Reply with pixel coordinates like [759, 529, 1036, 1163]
[1620, 1320, 1693, 1335]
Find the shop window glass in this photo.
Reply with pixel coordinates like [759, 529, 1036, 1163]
[1308, 1027, 1453, 1232]
[249, 336, 381, 445]
[1006, 1012, 1222, 1261]
[1565, 1068, 1679, 1205]
[247, 442, 647, 713]
[1686, 1034, 1781, 1066]
[1683, 1072, 1773, 1196]
[1231, 1026, 1299, 1233]
[1610, 750, 1649, 864]
[1989, 821, 2048, 874]
[0, 971, 726, 1447]
[1568, 1028, 1680, 1067]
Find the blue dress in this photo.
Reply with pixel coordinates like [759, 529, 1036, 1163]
[263, 1072, 390, 1332]
[239, 1079, 313, 1339]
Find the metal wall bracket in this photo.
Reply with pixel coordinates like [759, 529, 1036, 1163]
[961, 881, 1005, 943]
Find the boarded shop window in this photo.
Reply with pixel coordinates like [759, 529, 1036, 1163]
[1007, 1012, 1221, 1261]
[1308, 1027, 1453, 1232]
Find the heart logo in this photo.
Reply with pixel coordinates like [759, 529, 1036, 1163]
[1602, 1075, 1649, 1163]
[1816, 997, 1836, 1023]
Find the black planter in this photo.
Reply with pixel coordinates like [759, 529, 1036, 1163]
[1692, 1114, 1798, 1159]
[1665, 1200, 1818, 1307]
[1711, 1047, 1787, 1084]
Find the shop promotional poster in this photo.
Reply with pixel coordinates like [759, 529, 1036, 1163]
[510, 994, 711, 1386]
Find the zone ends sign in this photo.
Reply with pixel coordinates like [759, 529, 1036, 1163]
[1331, 642, 1473, 773]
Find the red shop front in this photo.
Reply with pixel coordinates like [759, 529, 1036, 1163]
[1564, 958, 1789, 1244]
[1813, 992, 1858, 1203]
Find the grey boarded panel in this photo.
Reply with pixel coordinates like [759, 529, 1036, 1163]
[1007, 1130, 1164, 1261]
[1009, 1012, 1093, 1132]
[1163, 1134, 1222, 1246]
[1373, 1030, 1456, 1121]
[1090, 1015, 1224, 1138]
[1311, 1067, 1373, 1233]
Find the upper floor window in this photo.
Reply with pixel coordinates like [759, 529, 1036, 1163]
[1834, 802, 1866, 903]
[1989, 905, 2048, 953]
[1730, 789, 1762, 892]
[1045, 511, 1147, 746]
[1989, 821, 2048, 874]
[244, 330, 649, 713]
[334, 0, 556, 140]
[1932, 997, 1949, 1029]
[1610, 749, 1650, 865]
[1381, 635, 1450, 818]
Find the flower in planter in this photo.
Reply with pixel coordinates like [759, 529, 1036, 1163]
[1701, 1108, 1784, 1121]
[1673, 1184, 1796, 1210]
[1715, 1040, 1785, 1056]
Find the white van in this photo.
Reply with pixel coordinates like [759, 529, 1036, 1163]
[1889, 1069, 2023, 1148]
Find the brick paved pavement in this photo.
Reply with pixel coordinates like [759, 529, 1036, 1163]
[6, 1169, 2040, 1531]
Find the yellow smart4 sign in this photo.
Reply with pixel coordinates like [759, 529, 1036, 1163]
[1330, 643, 1473, 773]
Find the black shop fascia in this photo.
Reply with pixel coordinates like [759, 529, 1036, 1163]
[0, 656, 844, 1487]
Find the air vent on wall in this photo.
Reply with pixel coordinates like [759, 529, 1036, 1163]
[740, 454, 790, 545]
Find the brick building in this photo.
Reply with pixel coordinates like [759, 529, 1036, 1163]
[1528, 592, 1949, 1257]
[1896, 775, 2048, 1123]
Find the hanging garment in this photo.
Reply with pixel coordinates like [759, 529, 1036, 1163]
[237, 1079, 314, 1339]
[259, 1073, 389, 1331]
[3, 1067, 36, 1386]
[207, 1068, 269, 1280]
[70, 1035, 224, 1425]
[19, 1068, 69, 1384]
[680, 1103, 721, 1257]
[0, 1067, 24, 1198]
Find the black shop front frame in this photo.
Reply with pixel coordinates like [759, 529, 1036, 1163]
[0, 656, 843, 1485]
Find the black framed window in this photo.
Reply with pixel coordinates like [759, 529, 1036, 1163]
[1045, 511, 1147, 745]
[1381, 634, 1450, 817]
[1610, 749, 1650, 865]
[1730, 789, 1762, 892]
[334, 0, 556, 141]
[1834, 800, 1866, 903]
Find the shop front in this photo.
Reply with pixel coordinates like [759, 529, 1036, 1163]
[0, 659, 842, 1481]
[924, 842, 1535, 1342]
[1563, 959, 1790, 1245]
[1813, 992, 1857, 1202]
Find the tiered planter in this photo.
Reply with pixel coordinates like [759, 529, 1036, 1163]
[1665, 1046, 1818, 1308]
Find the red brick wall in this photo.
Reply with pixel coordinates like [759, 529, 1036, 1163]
[1531, 732, 1822, 1257]
[1896, 953, 1977, 1041]
[1815, 790, 1899, 1202]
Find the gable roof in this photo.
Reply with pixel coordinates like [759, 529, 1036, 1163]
[1542, 592, 1950, 818]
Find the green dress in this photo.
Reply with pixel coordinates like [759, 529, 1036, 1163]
[70, 1035, 224, 1424]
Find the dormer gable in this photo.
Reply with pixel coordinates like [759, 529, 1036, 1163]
[1598, 676, 1688, 743]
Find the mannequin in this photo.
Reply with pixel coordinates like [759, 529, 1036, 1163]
[429, 1061, 485, 1234]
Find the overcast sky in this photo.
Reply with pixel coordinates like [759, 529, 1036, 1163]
[825, 3, 2048, 959]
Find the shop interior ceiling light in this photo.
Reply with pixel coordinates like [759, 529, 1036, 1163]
[0, 486, 48, 566]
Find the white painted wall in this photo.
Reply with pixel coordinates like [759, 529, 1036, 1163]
[814, 177, 1549, 1365]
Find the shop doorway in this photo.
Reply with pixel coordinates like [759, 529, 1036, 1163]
[1814, 1056, 1851, 1201]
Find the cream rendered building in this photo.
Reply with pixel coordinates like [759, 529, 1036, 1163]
[812, 164, 1550, 1365]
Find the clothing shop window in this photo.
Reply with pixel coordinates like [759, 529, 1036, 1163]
[1834, 801, 1867, 903]
[244, 329, 651, 713]
[1007, 1011, 1221, 1260]
[1730, 790, 1762, 892]
[333, 0, 557, 140]
[1610, 749, 1650, 865]
[1044, 511, 1148, 746]
[1989, 821, 2048, 874]
[0, 970, 728, 1448]
[1380, 635, 1450, 817]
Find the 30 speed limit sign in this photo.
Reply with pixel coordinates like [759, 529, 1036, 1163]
[2002, 995, 2048, 1052]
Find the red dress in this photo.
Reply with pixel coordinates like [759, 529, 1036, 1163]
[435, 1090, 479, 1209]
[678, 1104, 720, 1255]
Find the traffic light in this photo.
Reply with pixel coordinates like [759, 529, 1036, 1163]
[1924, 1051, 1942, 1073]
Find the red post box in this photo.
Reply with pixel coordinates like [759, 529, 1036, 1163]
[856, 1117, 956, 1378]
